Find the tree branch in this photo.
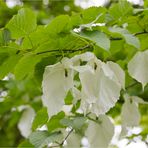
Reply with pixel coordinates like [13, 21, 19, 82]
[36, 44, 92, 55]
[110, 31, 148, 41]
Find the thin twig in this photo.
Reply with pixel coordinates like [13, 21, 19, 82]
[125, 82, 139, 90]
[110, 31, 148, 41]
[50, 128, 74, 148]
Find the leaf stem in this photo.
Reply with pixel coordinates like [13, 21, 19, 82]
[125, 82, 139, 90]
[50, 128, 74, 148]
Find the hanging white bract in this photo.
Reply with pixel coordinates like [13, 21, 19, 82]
[120, 94, 148, 137]
[85, 115, 114, 148]
[42, 52, 125, 117]
[18, 106, 35, 138]
[42, 58, 74, 117]
[128, 50, 148, 89]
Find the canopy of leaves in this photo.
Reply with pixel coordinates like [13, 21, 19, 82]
[0, 0, 148, 147]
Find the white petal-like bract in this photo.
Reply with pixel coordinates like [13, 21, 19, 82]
[42, 52, 125, 117]
[79, 58, 123, 115]
[18, 106, 35, 138]
[128, 50, 148, 89]
[42, 62, 73, 117]
[121, 97, 140, 127]
[86, 115, 114, 148]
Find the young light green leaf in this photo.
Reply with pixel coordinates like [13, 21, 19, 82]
[0, 54, 21, 79]
[46, 15, 71, 35]
[32, 107, 48, 130]
[81, 7, 106, 24]
[14, 54, 41, 80]
[18, 140, 34, 148]
[109, 0, 133, 20]
[47, 111, 65, 132]
[6, 8, 37, 39]
[86, 115, 114, 148]
[128, 50, 148, 89]
[18, 106, 35, 138]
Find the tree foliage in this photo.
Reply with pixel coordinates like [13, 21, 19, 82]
[0, 0, 148, 147]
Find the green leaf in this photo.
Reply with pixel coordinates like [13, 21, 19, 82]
[72, 117, 87, 130]
[0, 54, 21, 79]
[46, 15, 71, 36]
[0, 28, 11, 45]
[81, 7, 106, 24]
[71, 100, 81, 113]
[32, 107, 48, 130]
[60, 117, 86, 130]
[35, 39, 58, 54]
[6, 8, 37, 39]
[109, 27, 140, 49]
[21, 26, 49, 50]
[60, 118, 73, 127]
[65, 90, 73, 105]
[109, 0, 133, 20]
[123, 34, 140, 49]
[47, 111, 65, 132]
[14, 53, 41, 80]
[80, 30, 110, 50]
[18, 140, 34, 148]
[29, 131, 62, 148]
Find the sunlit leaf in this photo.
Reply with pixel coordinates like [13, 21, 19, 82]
[6, 8, 37, 38]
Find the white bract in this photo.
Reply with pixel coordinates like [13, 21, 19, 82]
[76, 55, 124, 115]
[65, 132, 81, 147]
[120, 94, 148, 137]
[42, 59, 73, 117]
[128, 50, 148, 89]
[42, 52, 125, 117]
[121, 97, 140, 127]
[18, 106, 35, 138]
[85, 115, 114, 148]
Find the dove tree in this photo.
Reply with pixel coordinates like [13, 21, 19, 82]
[0, 0, 148, 147]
